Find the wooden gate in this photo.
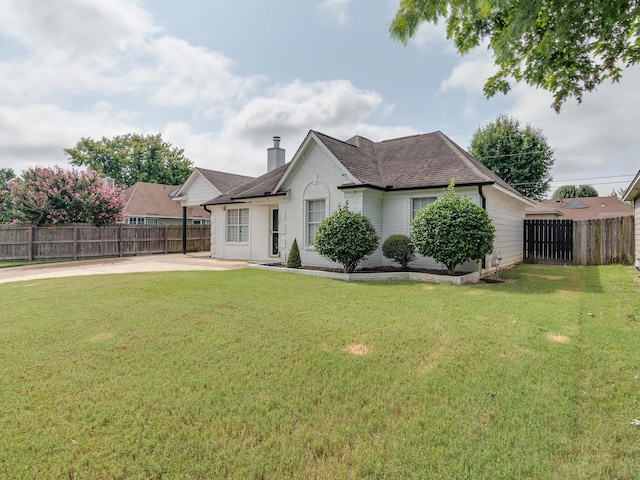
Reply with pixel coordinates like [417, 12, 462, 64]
[523, 219, 573, 264]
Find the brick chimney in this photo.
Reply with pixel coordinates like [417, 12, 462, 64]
[267, 136, 285, 172]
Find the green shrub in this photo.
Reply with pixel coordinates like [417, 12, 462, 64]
[410, 181, 495, 275]
[287, 238, 302, 268]
[382, 234, 415, 268]
[314, 203, 379, 273]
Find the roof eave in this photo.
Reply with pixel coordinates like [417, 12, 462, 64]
[623, 170, 640, 201]
[201, 192, 287, 206]
[337, 181, 495, 192]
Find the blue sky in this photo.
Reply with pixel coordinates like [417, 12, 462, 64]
[1, 0, 639, 196]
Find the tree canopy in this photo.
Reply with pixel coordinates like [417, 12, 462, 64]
[65, 133, 194, 188]
[552, 184, 599, 199]
[469, 114, 554, 200]
[410, 182, 495, 275]
[8, 166, 126, 227]
[390, 0, 640, 111]
[0, 167, 16, 223]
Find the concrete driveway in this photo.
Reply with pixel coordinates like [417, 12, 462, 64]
[0, 253, 248, 284]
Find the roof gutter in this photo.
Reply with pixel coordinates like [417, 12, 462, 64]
[337, 181, 494, 192]
[201, 192, 287, 207]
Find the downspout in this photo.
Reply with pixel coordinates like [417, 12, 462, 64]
[478, 185, 487, 270]
[182, 206, 187, 254]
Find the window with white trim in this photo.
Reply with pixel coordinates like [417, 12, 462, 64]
[307, 199, 325, 246]
[411, 197, 436, 219]
[128, 217, 145, 225]
[226, 208, 249, 242]
[146, 218, 158, 225]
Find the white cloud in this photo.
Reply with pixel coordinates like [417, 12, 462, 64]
[0, 102, 139, 173]
[439, 49, 497, 95]
[223, 80, 384, 146]
[143, 37, 261, 111]
[162, 80, 417, 177]
[0, 0, 256, 112]
[0, 0, 156, 56]
[410, 21, 449, 48]
[317, 0, 353, 26]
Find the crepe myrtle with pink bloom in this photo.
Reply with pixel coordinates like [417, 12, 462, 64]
[7, 166, 126, 227]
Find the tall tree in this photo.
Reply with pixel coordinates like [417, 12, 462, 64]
[9, 166, 126, 227]
[552, 185, 599, 199]
[469, 115, 554, 200]
[65, 133, 194, 187]
[390, 0, 640, 111]
[0, 167, 16, 223]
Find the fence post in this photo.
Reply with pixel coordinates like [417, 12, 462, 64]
[73, 224, 78, 260]
[118, 224, 123, 257]
[200, 224, 204, 252]
[28, 227, 33, 261]
[165, 225, 169, 254]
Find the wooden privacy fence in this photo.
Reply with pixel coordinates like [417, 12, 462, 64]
[0, 224, 211, 261]
[523, 219, 573, 264]
[524, 217, 634, 266]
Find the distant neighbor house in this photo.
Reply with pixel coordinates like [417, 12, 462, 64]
[123, 182, 209, 225]
[202, 131, 537, 275]
[623, 170, 640, 267]
[526, 197, 633, 221]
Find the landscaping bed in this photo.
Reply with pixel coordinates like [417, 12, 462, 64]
[253, 263, 480, 284]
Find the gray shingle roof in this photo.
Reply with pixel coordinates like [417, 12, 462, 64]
[202, 130, 522, 205]
[195, 168, 255, 193]
[202, 164, 288, 205]
[317, 130, 517, 192]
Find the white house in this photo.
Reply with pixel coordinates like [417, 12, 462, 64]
[623, 170, 640, 267]
[172, 167, 255, 214]
[203, 131, 537, 275]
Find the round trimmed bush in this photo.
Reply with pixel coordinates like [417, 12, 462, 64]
[314, 203, 379, 273]
[382, 234, 415, 269]
[410, 182, 495, 275]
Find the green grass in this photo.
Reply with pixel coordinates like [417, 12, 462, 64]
[0, 265, 639, 479]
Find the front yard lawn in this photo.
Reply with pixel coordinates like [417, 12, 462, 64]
[0, 265, 638, 478]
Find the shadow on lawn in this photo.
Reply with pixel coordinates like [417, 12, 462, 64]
[493, 264, 604, 294]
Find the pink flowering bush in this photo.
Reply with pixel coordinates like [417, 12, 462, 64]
[9, 166, 126, 227]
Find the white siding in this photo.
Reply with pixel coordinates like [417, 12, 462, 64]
[209, 205, 272, 262]
[360, 190, 384, 267]
[634, 197, 640, 267]
[484, 186, 526, 271]
[179, 174, 221, 207]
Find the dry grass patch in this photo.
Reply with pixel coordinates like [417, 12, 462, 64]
[547, 333, 570, 343]
[522, 273, 564, 280]
[88, 333, 112, 343]
[343, 344, 373, 356]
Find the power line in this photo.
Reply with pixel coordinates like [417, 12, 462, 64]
[447, 99, 640, 140]
[524, 100, 640, 124]
[550, 174, 635, 183]
[471, 136, 640, 160]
